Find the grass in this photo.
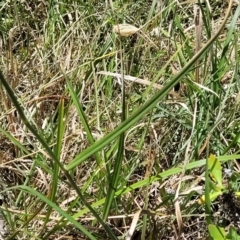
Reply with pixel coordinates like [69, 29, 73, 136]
[0, 0, 240, 239]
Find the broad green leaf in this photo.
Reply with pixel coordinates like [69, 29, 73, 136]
[208, 224, 226, 240]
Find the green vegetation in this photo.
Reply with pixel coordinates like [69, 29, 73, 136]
[0, 0, 240, 239]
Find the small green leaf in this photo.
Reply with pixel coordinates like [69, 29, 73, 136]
[198, 191, 222, 205]
[208, 224, 226, 240]
[235, 192, 240, 197]
[208, 154, 223, 188]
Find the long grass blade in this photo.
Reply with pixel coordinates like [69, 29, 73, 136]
[102, 43, 126, 222]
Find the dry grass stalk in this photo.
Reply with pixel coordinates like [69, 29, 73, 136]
[194, 4, 203, 84]
[97, 71, 180, 98]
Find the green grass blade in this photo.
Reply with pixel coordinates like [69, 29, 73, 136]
[0, 71, 56, 162]
[0, 126, 30, 155]
[67, 80, 102, 167]
[7, 185, 97, 240]
[103, 46, 126, 221]
[72, 154, 240, 218]
[40, 98, 65, 235]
